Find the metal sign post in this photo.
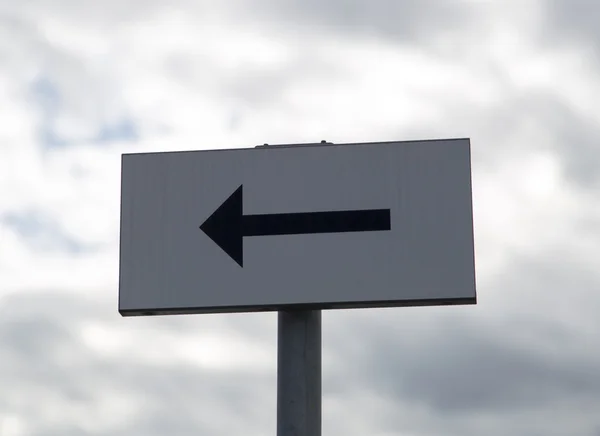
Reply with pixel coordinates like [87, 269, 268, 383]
[277, 310, 321, 436]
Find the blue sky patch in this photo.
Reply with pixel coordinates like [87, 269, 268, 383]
[30, 74, 139, 148]
[1, 210, 97, 254]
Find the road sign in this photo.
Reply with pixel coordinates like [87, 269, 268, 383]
[118, 138, 476, 316]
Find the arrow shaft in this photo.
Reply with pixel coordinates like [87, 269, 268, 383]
[243, 209, 391, 237]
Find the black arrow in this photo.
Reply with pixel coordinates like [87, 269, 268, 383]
[199, 185, 391, 267]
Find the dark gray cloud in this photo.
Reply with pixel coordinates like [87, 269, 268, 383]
[237, 0, 480, 44]
[543, 0, 600, 51]
[0, 292, 275, 436]
[320, 246, 600, 435]
[531, 94, 600, 189]
[164, 48, 344, 112]
[478, 91, 600, 189]
[365, 321, 600, 412]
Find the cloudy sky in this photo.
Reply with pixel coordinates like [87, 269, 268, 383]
[2, 0, 600, 435]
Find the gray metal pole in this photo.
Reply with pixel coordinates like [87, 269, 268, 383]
[277, 309, 322, 436]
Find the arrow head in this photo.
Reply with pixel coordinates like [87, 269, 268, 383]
[199, 185, 244, 267]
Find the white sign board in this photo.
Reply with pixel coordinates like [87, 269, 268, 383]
[119, 139, 476, 316]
